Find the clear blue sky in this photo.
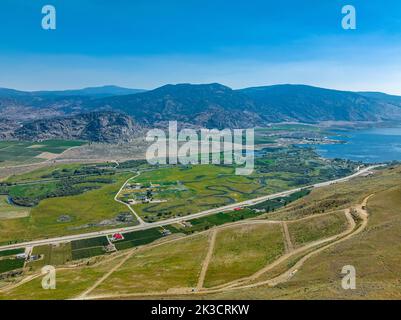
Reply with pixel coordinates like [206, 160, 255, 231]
[1, 0, 401, 93]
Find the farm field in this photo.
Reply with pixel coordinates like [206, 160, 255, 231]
[0, 258, 24, 274]
[0, 146, 356, 243]
[28, 243, 72, 270]
[1, 165, 401, 299]
[0, 172, 135, 244]
[127, 147, 357, 222]
[71, 237, 109, 260]
[113, 228, 166, 251]
[0, 140, 86, 167]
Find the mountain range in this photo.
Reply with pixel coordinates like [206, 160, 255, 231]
[1, 83, 401, 142]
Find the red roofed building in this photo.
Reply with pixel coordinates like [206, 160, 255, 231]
[112, 233, 124, 241]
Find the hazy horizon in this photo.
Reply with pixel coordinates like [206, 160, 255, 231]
[1, 0, 401, 94]
[1, 82, 401, 97]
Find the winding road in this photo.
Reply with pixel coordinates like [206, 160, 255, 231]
[0, 165, 382, 253]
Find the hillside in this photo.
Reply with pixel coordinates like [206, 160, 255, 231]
[12, 112, 143, 143]
[1, 84, 401, 139]
[239, 84, 401, 123]
[91, 83, 401, 126]
[0, 86, 145, 121]
[93, 83, 262, 128]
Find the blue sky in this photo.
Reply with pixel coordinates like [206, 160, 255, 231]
[1, 0, 401, 93]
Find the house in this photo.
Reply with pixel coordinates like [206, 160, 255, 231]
[111, 233, 124, 241]
[29, 255, 40, 261]
[16, 253, 27, 260]
[161, 229, 172, 236]
[234, 207, 242, 211]
[181, 221, 192, 228]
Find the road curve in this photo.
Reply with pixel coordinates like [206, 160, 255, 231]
[0, 165, 382, 252]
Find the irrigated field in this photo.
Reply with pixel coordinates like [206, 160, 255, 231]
[127, 146, 357, 222]
[0, 140, 85, 167]
[0, 172, 135, 244]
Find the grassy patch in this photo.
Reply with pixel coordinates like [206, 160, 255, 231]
[92, 233, 209, 295]
[204, 223, 285, 287]
[0, 173, 133, 244]
[287, 211, 349, 247]
[0, 195, 30, 220]
[1, 254, 128, 300]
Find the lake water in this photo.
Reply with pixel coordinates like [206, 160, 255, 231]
[310, 127, 401, 163]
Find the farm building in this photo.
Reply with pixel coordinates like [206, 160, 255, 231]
[111, 233, 124, 241]
[16, 253, 27, 260]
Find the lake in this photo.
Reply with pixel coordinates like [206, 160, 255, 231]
[310, 127, 401, 163]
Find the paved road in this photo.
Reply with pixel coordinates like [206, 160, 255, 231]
[0, 165, 382, 252]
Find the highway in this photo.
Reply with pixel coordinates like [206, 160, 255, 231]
[0, 164, 382, 252]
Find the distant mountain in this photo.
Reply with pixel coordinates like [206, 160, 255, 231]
[358, 91, 401, 107]
[2, 83, 401, 142]
[0, 86, 145, 121]
[92, 83, 262, 128]
[90, 83, 401, 127]
[34, 85, 146, 98]
[239, 84, 401, 123]
[12, 111, 143, 143]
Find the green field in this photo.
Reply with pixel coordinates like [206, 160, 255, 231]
[0, 173, 135, 244]
[128, 147, 356, 222]
[0, 258, 24, 274]
[71, 236, 109, 260]
[0, 248, 24, 257]
[0, 140, 85, 166]
[204, 223, 285, 287]
[0, 146, 356, 244]
[3, 164, 118, 207]
[2, 165, 401, 300]
[114, 228, 165, 251]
